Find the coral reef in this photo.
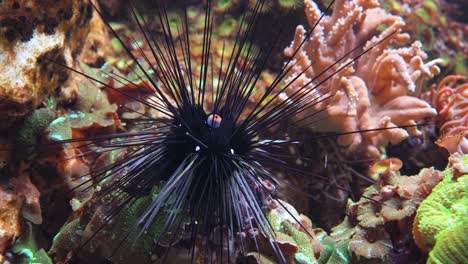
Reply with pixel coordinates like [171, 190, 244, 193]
[96, 5, 277, 122]
[0, 186, 22, 262]
[47, 78, 121, 207]
[11, 222, 53, 264]
[317, 238, 352, 264]
[412, 153, 467, 263]
[244, 199, 324, 264]
[0, 0, 94, 125]
[382, 0, 467, 75]
[284, 0, 441, 158]
[247, 0, 303, 13]
[330, 156, 450, 263]
[0, 0, 464, 263]
[427, 75, 468, 154]
[15, 108, 56, 160]
[49, 188, 171, 263]
[281, 133, 367, 230]
[0, 162, 43, 261]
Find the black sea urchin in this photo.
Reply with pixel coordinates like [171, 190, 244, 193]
[46, 0, 400, 262]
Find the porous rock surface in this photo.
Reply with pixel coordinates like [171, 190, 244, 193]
[0, 0, 93, 126]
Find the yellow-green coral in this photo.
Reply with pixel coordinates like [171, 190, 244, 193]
[428, 219, 468, 264]
[283, 221, 317, 264]
[318, 238, 352, 264]
[13, 222, 53, 264]
[413, 154, 467, 263]
[254, 203, 319, 264]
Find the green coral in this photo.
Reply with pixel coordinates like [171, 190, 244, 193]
[106, 187, 185, 263]
[218, 17, 238, 37]
[69, 81, 118, 129]
[13, 222, 53, 264]
[47, 116, 72, 141]
[413, 154, 467, 263]
[283, 222, 317, 264]
[48, 188, 174, 264]
[265, 207, 318, 264]
[318, 238, 352, 264]
[16, 108, 56, 160]
[428, 219, 468, 264]
[278, 0, 302, 9]
[214, 0, 236, 12]
[48, 217, 85, 260]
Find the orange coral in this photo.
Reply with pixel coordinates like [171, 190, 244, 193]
[429, 75, 468, 154]
[284, 0, 440, 158]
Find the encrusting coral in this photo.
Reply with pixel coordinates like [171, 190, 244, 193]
[412, 153, 467, 264]
[330, 156, 450, 263]
[284, 0, 441, 158]
[427, 75, 468, 154]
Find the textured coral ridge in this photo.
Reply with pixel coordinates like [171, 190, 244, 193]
[413, 153, 468, 264]
[330, 157, 447, 263]
[0, 0, 93, 124]
[284, 0, 440, 158]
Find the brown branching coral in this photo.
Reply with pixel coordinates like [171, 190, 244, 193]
[284, 0, 440, 158]
[330, 157, 447, 262]
[428, 75, 468, 154]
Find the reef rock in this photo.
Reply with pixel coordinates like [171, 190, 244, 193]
[284, 0, 440, 158]
[0, 0, 93, 127]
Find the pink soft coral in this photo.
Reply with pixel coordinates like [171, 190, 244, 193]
[284, 0, 440, 157]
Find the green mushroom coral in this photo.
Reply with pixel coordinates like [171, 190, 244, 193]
[412, 153, 468, 264]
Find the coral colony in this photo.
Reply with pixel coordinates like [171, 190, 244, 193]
[0, 0, 466, 264]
